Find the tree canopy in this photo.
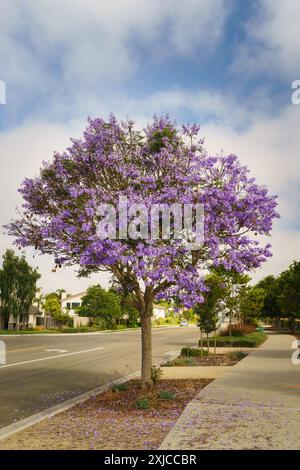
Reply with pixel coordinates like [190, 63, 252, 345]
[78, 284, 122, 329]
[0, 249, 40, 328]
[240, 287, 266, 323]
[278, 261, 300, 331]
[7, 115, 278, 386]
[255, 275, 281, 319]
[194, 272, 227, 334]
[44, 292, 62, 319]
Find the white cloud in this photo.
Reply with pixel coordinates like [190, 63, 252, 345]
[234, 0, 300, 78]
[0, 0, 230, 92]
[250, 228, 300, 282]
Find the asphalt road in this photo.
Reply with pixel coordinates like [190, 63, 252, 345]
[0, 326, 199, 428]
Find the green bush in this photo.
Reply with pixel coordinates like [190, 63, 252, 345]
[181, 347, 209, 357]
[62, 326, 93, 333]
[199, 332, 267, 348]
[135, 398, 150, 409]
[111, 383, 128, 392]
[157, 390, 174, 400]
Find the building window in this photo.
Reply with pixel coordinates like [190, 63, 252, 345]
[71, 302, 80, 308]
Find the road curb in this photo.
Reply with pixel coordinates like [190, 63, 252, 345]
[0, 370, 139, 441]
[0, 325, 182, 337]
[0, 350, 179, 442]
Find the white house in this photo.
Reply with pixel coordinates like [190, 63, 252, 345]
[61, 291, 86, 314]
[152, 305, 166, 319]
[61, 292, 90, 327]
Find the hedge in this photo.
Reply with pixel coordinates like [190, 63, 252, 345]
[199, 331, 267, 348]
[181, 347, 209, 357]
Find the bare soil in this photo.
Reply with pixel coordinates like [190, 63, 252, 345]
[0, 379, 212, 450]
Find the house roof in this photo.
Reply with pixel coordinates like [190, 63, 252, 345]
[28, 305, 42, 315]
[63, 292, 86, 301]
[0, 305, 42, 315]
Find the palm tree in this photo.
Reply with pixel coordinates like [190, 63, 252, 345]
[56, 288, 66, 301]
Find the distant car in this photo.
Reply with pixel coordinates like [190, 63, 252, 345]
[180, 320, 189, 327]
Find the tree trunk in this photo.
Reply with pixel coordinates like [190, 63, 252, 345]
[214, 329, 216, 356]
[229, 311, 232, 337]
[290, 317, 296, 334]
[140, 303, 153, 390]
[15, 314, 20, 331]
[200, 328, 203, 357]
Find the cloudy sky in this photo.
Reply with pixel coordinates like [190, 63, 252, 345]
[0, 0, 299, 294]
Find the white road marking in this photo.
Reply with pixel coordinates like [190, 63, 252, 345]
[0, 347, 105, 369]
[45, 349, 68, 353]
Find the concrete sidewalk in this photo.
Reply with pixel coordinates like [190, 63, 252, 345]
[160, 333, 300, 450]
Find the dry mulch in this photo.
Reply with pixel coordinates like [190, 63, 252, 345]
[193, 352, 247, 366]
[0, 379, 212, 450]
[167, 351, 248, 367]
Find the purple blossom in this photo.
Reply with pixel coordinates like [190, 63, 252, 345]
[6, 115, 279, 308]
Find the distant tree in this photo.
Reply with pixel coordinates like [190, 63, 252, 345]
[181, 308, 196, 322]
[213, 267, 250, 335]
[193, 272, 227, 352]
[109, 277, 139, 327]
[255, 275, 281, 325]
[0, 250, 40, 329]
[240, 287, 266, 323]
[56, 288, 66, 300]
[120, 301, 140, 327]
[278, 261, 300, 333]
[44, 293, 61, 318]
[78, 285, 122, 329]
[44, 292, 71, 325]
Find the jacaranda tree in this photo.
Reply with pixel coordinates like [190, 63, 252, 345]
[7, 115, 278, 387]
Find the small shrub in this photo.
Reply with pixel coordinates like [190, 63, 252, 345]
[111, 383, 128, 393]
[88, 317, 107, 330]
[157, 390, 174, 400]
[135, 398, 150, 409]
[62, 326, 91, 333]
[199, 331, 267, 348]
[181, 347, 208, 357]
[151, 365, 163, 384]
